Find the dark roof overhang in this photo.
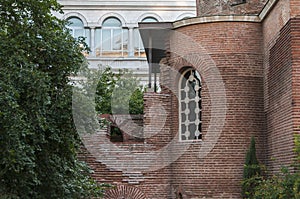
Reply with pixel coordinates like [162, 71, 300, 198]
[138, 22, 173, 91]
[138, 22, 173, 72]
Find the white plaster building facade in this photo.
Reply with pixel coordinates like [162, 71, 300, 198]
[56, 0, 196, 85]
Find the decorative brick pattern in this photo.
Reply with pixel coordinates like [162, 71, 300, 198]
[104, 185, 147, 199]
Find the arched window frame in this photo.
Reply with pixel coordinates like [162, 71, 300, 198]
[179, 68, 202, 141]
[98, 17, 128, 57]
[66, 17, 90, 46]
[141, 17, 158, 23]
[133, 17, 158, 57]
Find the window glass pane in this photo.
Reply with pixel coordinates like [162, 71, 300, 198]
[181, 102, 186, 111]
[85, 29, 90, 47]
[181, 90, 186, 99]
[181, 113, 186, 123]
[103, 17, 122, 27]
[181, 71, 189, 88]
[133, 29, 140, 49]
[142, 17, 158, 22]
[68, 29, 74, 36]
[95, 28, 101, 56]
[74, 29, 84, 38]
[188, 124, 196, 139]
[67, 18, 90, 47]
[68, 17, 84, 27]
[188, 108, 196, 122]
[180, 69, 202, 141]
[102, 29, 111, 50]
[181, 125, 186, 141]
[188, 82, 196, 98]
[133, 29, 145, 57]
[113, 29, 122, 50]
[123, 29, 128, 51]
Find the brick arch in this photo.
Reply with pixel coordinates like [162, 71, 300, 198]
[104, 185, 147, 199]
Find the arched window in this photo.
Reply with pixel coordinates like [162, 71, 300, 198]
[141, 17, 158, 23]
[67, 17, 90, 46]
[102, 17, 122, 27]
[133, 17, 158, 57]
[97, 17, 128, 57]
[179, 68, 202, 141]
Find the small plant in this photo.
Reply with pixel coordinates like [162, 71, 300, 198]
[242, 136, 262, 198]
[253, 134, 300, 199]
[242, 134, 300, 198]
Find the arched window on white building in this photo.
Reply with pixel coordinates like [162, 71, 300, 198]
[134, 17, 158, 57]
[141, 17, 158, 23]
[67, 17, 90, 47]
[97, 17, 128, 57]
[179, 68, 202, 141]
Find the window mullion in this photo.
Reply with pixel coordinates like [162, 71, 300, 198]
[110, 29, 113, 51]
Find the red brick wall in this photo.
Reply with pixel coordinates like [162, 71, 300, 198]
[77, 1, 300, 198]
[143, 92, 173, 149]
[290, 0, 300, 17]
[161, 21, 265, 198]
[262, 0, 297, 173]
[78, 146, 124, 184]
[79, 21, 266, 199]
[291, 17, 300, 162]
[197, 0, 268, 16]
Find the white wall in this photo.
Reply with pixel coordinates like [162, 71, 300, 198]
[56, 0, 196, 85]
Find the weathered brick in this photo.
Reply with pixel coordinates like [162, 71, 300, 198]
[78, 0, 300, 198]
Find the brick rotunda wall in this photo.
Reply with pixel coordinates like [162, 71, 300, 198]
[160, 20, 266, 198]
[197, 0, 268, 16]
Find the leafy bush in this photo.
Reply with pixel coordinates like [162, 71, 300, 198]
[96, 67, 144, 115]
[253, 167, 299, 199]
[242, 135, 300, 199]
[0, 0, 106, 198]
[80, 66, 145, 115]
[242, 137, 262, 198]
[252, 134, 300, 199]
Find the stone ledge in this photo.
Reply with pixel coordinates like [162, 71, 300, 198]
[174, 0, 280, 29]
[173, 15, 260, 28]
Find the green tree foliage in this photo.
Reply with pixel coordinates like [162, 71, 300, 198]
[129, 88, 144, 115]
[252, 134, 300, 199]
[242, 137, 262, 198]
[73, 66, 144, 134]
[94, 66, 144, 115]
[95, 67, 121, 115]
[242, 135, 300, 199]
[243, 137, 261, 179]
[0, 0, 105, 198]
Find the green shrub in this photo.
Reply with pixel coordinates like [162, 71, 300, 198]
[242, 137, 262, 198]
[253, 167, 299, 199]
[253, 134, 300, 199]
[242, 134, 300, 199]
